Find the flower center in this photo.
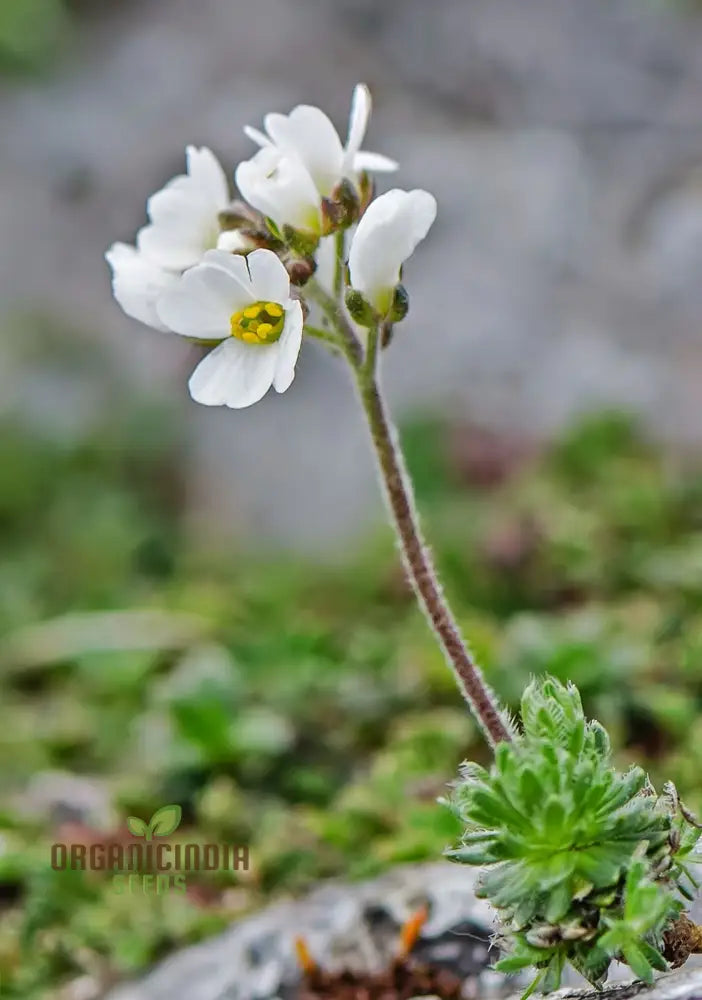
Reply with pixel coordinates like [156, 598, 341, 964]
[229, 301, 285, 345]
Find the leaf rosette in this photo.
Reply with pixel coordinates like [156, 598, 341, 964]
[448, 676, 702, 994]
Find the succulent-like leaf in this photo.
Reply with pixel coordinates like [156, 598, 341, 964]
[449, 674, 701, 993]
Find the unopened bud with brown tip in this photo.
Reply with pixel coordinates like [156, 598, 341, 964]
[334, 178, 361, 225]
[287, 256, 317, 287]
[321, 179, 361, 235]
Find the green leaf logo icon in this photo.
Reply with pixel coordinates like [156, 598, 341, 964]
[148, 804, 182, 839]
[126, 805, 182, 841]
[126, 815, 148, 838]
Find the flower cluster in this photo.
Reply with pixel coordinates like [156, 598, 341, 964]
[447, 677, 702, 995]
[106, 85, 436, 408]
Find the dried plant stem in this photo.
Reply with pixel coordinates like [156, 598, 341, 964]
[354, 360, 512, 749]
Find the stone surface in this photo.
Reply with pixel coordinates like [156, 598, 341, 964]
[512, 967, 702, 1000]
[104, 862, 504, 1000]
[101, 857, 702, 1000]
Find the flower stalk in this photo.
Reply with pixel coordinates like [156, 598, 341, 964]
[355, 362, 512, 748]
[314, 234, 512, 749]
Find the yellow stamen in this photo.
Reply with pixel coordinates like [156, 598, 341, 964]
[229, 300, 285, 345]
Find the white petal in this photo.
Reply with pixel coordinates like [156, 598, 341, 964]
[263, 105, 344, 197]
[216, 230, 252, 252]
[156, 260, 251, 338]
[246, 249, 290, 304]
[273, 300, 303, 393]
[261, 111, 293, 149]
[345, 84, 371, 165]
[236, 149, 321, 233]
[244, 125, 272, 148]
[284, 105, 344, 195]
[136, 148, 226, 270]
[138, 184, 219, 271]
[348, 189, 437, 310]
[188, 338, 279, 409]
[199, 249, 255, 300]
[353, 150, 399, 173]
[235, 151, 283, 223]
[185, 146, 229, 209]
[105, 242, 176, 331]
[137, 218, 211, 271]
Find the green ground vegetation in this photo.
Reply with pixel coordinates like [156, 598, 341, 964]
[1, 397, 702, 998]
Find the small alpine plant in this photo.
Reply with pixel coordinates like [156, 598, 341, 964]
[106, 83, 702, 994]
[447, 677, 702, 995]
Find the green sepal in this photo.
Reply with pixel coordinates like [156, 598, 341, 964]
[345, 289, 376, 328]
[282, 225, 319, 256]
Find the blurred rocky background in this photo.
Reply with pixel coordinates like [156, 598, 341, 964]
[3, 0, 702, 551]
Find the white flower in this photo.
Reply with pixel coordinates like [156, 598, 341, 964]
[236, 148, 323, 235]
[106, 146, 230, 329]
[235, 84, 397, 234]
[104, 243, 177, 331]
[348, 189, 437, 314]
[156, 248, 303, 409]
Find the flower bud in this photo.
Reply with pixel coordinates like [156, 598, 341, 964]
[345, 289, 377, 327]
[287, 256, 317, 287]
[347, 189, 437, 315]
[388, 283, 409, 323]
[321, 178, 361, 234]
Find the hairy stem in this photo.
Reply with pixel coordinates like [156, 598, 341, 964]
[306, 233, 511, 748]
[353, 362, 512, 748]
[307, 280, 363, 366]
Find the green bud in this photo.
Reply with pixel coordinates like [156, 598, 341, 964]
[389, 283, 409, 323]
[345, 289, 376, 327]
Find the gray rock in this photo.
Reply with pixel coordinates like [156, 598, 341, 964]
[507, 967, 702, 1000]
[18, 770, 113, 828]
[103, 862, 504, 1000]
[102, 857, 702, 1000]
